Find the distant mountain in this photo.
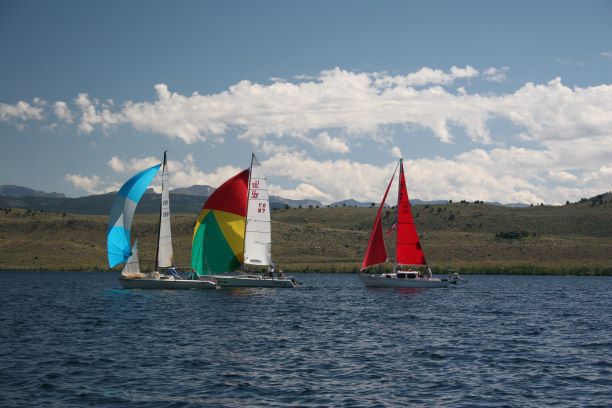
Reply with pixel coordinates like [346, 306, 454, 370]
[329, 198, 448, 207]
[330, 199, 376, 208]
[499, 202, 530, 208]
[411, 199, 449, 206]
[0, 185, 65, 199]
[2, 184, 607, 215]
[171, 185, 216, 196]
[0, 191, 205, 215]
[269, 196, 322, 209]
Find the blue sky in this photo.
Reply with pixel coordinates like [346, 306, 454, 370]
[1, 0, 611, 204]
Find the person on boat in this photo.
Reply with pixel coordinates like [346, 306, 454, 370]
[277, 269, 285, 279]
[167, 266, 180, 279]
[267, 263, 275, 279]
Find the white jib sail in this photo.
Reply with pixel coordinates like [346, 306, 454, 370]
[244, 154, 272, 266]
[157, 152, 174, 268]
[122, 240, 141, 275]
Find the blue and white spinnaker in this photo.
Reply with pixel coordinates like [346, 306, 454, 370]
[107, 164, 161, 268]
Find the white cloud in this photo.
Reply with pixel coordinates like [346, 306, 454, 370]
[75, 93, 123, 133]
[64, 174, 118, 194]
[259, 147, 609, 205]
[483, 66, 509, 83]
[601, 51, 612, 60]
[262, 152, 398, 204]
[71, 154, 243, 195]
[167, 155, 243, 190]
[309, 131, 350, 153]
[10, 66, 611, 151]
[0, 100, 45, 123]
[268, 183, 333, 202]
[374, 65, 479, 88]
[53, 101, 73, 123]
[257, 140, 296, 155]
[4, 66, 612, 203]
[390, 146, 402, 159]
[107, 157, 126, 173]
[107, 155, 160, 173]
[547, 170, 578, 183]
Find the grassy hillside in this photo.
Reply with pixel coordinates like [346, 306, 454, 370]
[0, 201, 611, 274]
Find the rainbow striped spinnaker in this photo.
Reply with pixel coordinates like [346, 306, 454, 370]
[191, 169, 249, 275]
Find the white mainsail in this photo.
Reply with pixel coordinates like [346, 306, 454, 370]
[243, 154, 272, 267]
[156, 152, 174, 268]
[121, 240, 141, 275]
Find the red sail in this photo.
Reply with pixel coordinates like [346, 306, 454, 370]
[396, 160, 427, 265]
[361, 165, 397, 271]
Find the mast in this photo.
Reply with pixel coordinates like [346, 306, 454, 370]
[394, 159, 402, 271]
[241, 153, 254, 271]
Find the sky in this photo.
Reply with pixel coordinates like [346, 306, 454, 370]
[1, 0, 611, 205]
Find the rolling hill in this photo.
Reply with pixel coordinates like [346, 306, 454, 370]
[0, 195, 610, 274]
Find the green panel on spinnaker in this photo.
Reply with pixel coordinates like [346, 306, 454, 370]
[191, 211, 242, 275]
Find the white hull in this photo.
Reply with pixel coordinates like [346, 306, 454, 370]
[359, 273, 448, 288]
[213, 274, 297, 288]
[119, 277, 218, 290]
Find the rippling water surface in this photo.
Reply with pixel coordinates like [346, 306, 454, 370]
[1, 272, 610, 407]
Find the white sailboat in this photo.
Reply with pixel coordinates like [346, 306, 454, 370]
[112, 152, 218, 289]
[359, 159, 458, 288]
[191, 153, 296, 288]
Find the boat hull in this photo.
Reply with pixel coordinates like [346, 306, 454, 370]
[213, 274, 296, 288]
[119, 277, 218, 290]
[359, 273, 448, 288]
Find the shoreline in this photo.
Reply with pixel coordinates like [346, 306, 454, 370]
[1, 265, 611, 276]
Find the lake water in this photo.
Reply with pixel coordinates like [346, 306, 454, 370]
[0, 272, 610, 407]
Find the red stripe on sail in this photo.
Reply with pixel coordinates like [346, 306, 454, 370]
[203, 169, 249, 217]
[361, 166, 398, 271]
[396, 161, 427, 265]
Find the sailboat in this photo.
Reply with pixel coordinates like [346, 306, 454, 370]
[191, 153, 297, 288]
[109, 152, 217, 289]
[359, 159, 457, 288]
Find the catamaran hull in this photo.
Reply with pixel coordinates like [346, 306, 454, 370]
[359, 274, 448, 288]
[214, 275, 297, 288]
[119, 278, 218, 290]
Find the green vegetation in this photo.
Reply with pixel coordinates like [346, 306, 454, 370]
[0, 200, 611, 274]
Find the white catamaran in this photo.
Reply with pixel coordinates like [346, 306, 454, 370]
[359, 159, 459, 288]
[191, 153, 296, 288]
[109, 152, 217, 289]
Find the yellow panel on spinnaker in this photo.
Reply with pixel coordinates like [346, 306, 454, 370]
[213, 210, 246, 262]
